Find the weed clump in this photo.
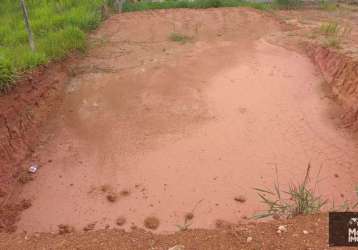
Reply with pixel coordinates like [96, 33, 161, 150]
[320, 21, 339, 35]
[169, 32, 192, 44]
[318, 21, 351, 49]
[254, 164, 327, 219]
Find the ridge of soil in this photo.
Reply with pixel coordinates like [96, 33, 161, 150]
[307, 45, 358, 129]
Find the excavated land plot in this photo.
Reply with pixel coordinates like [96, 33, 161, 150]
[0, 6, 358, 249]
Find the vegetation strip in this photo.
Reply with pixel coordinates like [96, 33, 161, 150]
[0, 0, 119, 92]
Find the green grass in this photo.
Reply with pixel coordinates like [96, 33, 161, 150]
[0, 0, 112, 92]
[253, 164, 327, 219]
[318, 21, 351, 49]
[320, 21, 339, 35]
[123, 0, 272, 12]
[0, 0, 282, 92]
[169, 32, 193, 43]
[273, 0, 302, 9]
[0, 58, 14, 92]
[319, 0, 337, 11]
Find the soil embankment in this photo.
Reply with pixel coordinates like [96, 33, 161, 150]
[308, 45, 358, 128]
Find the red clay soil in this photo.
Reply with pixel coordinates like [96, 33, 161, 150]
[0, 213, 333, 250]
[308, 45, 358, 129]
[275, 7, 358, 129]
[0, 7, 358, 249]
[0, 60, 75, 233]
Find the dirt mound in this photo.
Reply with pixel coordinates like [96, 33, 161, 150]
[307, 45, 358, 128]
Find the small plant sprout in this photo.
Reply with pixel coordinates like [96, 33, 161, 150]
[318, 21, 352, 49]
[169, 32, 193, 44]
[320, 21, 339, 35]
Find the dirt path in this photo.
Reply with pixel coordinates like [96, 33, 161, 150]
[16, 8, 358, 233]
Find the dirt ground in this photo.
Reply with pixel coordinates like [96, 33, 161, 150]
[1, 6, 358, 249]
[0, 213, 332, 250]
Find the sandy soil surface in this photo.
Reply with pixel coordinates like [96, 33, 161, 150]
[10, 8, 358, 235]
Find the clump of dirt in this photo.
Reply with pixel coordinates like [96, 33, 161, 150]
[83, 222, 96, 232]
[184, 213, 194, 221]
[58, 224, 75, 235]
[116, 217, 126, 226]
[120, 189, 130, 197]
[234, 195, 247, 203]
[100, 184, 111, 193]
[144, 217, 160, 230]
[106, 192, 118, 203]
